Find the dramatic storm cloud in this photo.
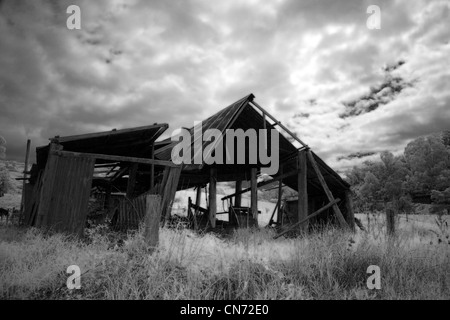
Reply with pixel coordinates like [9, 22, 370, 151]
[0, 0, 449, 171]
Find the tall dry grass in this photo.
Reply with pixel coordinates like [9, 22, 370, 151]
[0, 214, 449, 300]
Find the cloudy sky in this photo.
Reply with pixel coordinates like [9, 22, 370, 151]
[0, 0, 449, 172]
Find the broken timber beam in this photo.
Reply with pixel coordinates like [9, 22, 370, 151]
[53, 150, 179, 167]
[306, 149, 349, 230]
[250, 100, 308, 148]
[221, 169, 298, 201]
[274, 198, 340, 239]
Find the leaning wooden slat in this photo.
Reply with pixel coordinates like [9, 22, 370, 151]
[306, 150, 349, 229]
[36, 143, 62, 228]
[161, 166, 182, 225]
[274, 198, 340, 239]
[24, 171, 42, 226]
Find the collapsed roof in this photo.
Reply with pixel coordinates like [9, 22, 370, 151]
[155, 93, 350, 196]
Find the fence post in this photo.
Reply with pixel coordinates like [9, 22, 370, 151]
[386, 204, 395, 237]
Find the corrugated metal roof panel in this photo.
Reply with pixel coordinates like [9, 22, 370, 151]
[155, 94, 254, 164]
[37, 124, 168, 167]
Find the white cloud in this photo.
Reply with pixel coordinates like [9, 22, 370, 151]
[0, 0, 448, 173]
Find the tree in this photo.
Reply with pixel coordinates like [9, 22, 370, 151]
[0, 136, 8, 197]
[430, 188, 450, 215]
[359, 171, 381, 210]
[404, 134, 450, 194]
[0, 135, 5, 160]
[345, 151, 412, 213]
[345, 131, 450, 216]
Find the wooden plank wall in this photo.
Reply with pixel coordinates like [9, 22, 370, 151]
[23, 145, 182, 235]
[38, 154, 95, 235]
[112, 165, 182, 231]
[23, 149, 95, 236]
[111, 193, 148, 231]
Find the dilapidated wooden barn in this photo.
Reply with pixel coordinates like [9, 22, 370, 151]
[21, 93, 354, 236]
[155, 93, 355, 232]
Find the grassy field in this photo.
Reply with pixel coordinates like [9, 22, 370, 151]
[0, 212, 449, 300]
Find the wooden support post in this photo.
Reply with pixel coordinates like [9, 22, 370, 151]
[267, 175, 283, 227]
[209, 167, 217, 228]
[188, 196, 193, 221]
[277, 178, 283, 224]
[19, 139, 31, 223]
[306, 150, 349, 230]
[297, 151, 308, 232]
[193, 188, 201, 230]
[105, 183, 112, 212]
[193, 185, 201, 230]
[250, 167, 258, 225]
[143, 194, 162, 254]
[195, 185, 202, 209]
[345, 190, 356, 232]
[235, 180, 242, 207]
[150, 144, 155, 190]
[126, 163, 138, 198]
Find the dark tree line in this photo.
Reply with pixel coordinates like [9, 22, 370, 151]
[345, 131, 450, 215]
[0, 136, 9, 197]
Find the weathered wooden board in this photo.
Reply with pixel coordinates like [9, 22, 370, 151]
[37, 154, 95, 236]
